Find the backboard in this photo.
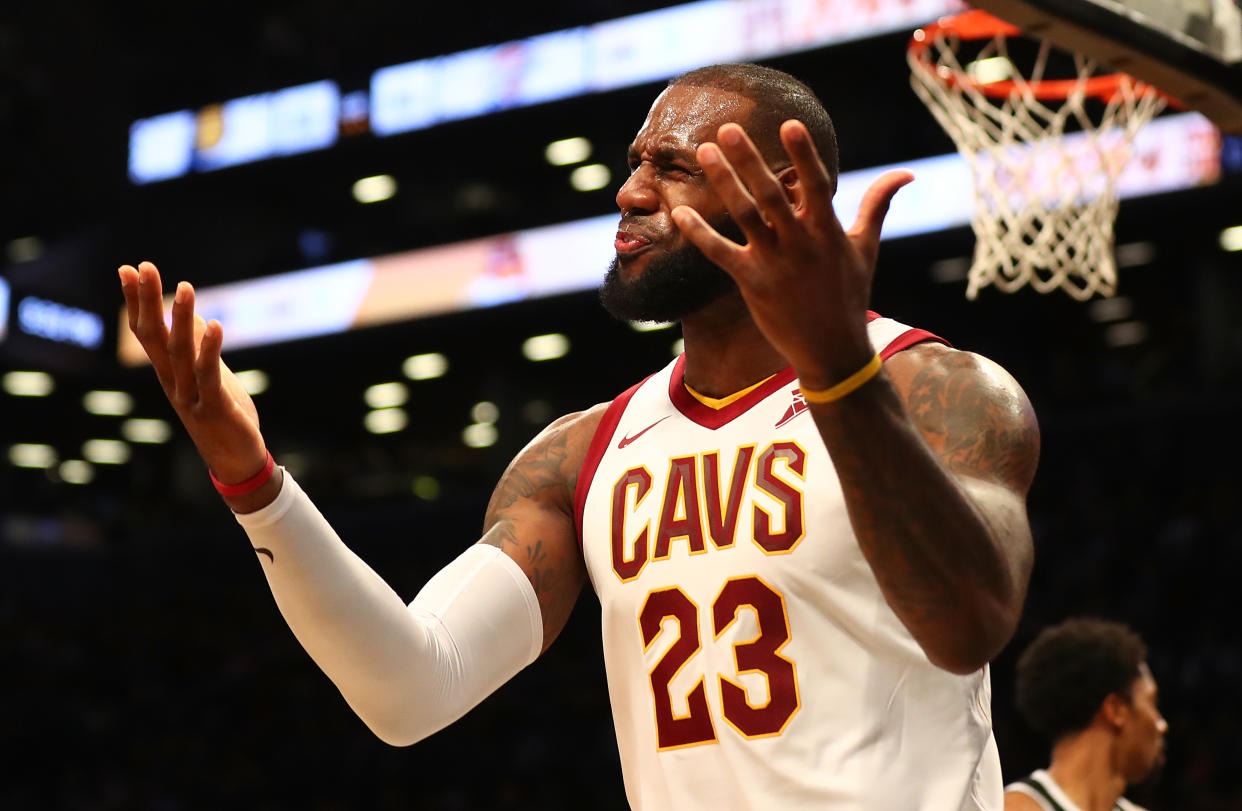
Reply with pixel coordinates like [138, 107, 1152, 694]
[969, 0, 1242, 133]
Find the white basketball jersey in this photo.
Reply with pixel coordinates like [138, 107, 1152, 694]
[575, 315, 1003, 810]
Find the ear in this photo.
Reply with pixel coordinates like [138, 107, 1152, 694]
[776, 166, 804, 210]
[1099, 693, 1131, 731]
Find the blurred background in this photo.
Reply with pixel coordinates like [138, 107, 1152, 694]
[2, 0, 1241, 808]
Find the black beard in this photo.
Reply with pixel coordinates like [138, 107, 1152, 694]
[598, 216, 744, 323]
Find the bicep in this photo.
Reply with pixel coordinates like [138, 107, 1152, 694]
[481, 507, 585, 655]
[894, 345, 1040, 571]
[479, 409, 603, 653]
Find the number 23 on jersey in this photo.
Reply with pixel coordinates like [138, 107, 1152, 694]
[639, 575, 800, 750]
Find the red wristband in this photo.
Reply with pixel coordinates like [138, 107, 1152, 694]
[210, 451, 276, 497]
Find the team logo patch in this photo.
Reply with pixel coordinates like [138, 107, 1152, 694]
[774, 388, 808, 429]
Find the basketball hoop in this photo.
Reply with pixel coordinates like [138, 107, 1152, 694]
[908, 10, 1170, 300]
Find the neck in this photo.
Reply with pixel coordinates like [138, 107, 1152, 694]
[679, 293, 787, 398]
[1046, 729, 1128, 811]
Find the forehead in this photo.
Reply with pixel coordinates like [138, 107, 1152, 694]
[631, 84, 755, 153]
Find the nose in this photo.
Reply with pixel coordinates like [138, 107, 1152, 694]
[1157, 715, 1169, 735]
[616, 164, 657, 215]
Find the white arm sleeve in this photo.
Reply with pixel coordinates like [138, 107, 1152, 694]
[233, 472, 543, 746]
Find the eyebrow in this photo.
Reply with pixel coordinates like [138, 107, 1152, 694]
[627, 144, 697, 166]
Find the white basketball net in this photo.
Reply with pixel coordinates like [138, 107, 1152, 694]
[909, 22, 1166, 300]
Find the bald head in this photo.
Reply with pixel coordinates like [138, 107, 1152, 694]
[669, 63, 840, 191]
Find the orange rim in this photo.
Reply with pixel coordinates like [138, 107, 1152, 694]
[909, 9, 1165, 104]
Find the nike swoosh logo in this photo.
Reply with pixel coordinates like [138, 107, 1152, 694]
[617, 415, 671, 449]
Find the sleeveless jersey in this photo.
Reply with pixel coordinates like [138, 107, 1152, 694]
[1005, 770, 1147, 811]
[575, 315, 1003, 810]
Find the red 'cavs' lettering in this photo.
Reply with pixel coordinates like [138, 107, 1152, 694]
[702, 445, 755, 550]
[654, 456, 706, 560]
[611, 442, 806, 579]
[612, 467, 654, 581]
[753, 441, 806, 553]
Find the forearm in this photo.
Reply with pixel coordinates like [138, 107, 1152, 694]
[234, 473, 542, 744]
[812, 373, 1028, 673]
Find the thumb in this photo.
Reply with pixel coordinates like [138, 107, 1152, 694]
[847, 170, 913, 264]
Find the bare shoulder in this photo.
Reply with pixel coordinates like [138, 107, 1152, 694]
[885, 342, 1040, 494]
[1003, 789, 1045, 810]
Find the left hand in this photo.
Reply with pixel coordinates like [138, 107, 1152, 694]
[671, 120, 912, 390]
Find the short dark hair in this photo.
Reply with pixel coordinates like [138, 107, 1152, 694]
[669, 63, 840, 191]
[1014, 617, 1148, 743]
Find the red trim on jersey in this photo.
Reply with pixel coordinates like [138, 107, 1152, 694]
[668, 353, 799, 430]
[574, 379, 645, 551]
[880, 327, 948, 359]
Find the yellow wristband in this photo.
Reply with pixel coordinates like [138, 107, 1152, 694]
[798, 354, 883, 404]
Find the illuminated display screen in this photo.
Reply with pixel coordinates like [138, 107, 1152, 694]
[129, 0, 967, 182]
[118, 112, 1219, 363]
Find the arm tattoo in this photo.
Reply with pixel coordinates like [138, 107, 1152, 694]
[904, 353, 1038, 492]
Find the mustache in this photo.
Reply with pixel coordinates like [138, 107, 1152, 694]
[617, 211, 746, 246]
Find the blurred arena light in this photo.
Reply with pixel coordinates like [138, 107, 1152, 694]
[365, 382, 409, 409]
[6, 236, 43, 263]
[59, 460, 94, 485]
[966, 56, 1015, 84]
[929, 257, 971, 284]
[4, 370, 54, 397]
[545, 137, 592, 166]
[1104, 321, 1150, 347]
[570, 164, 611, 192]
[522, 333, 569, 361]
[1088, 296, 1135, 323]
[121, 418, 173, 444]
[353, 174, 397, 204]
[83, 439, 132, 465]
[1221, 225, 1242, 251]
[522, 400, 553, 425]
[235, 369, 269, 395]
[404, 352, 449, 380]
[471, 401, 499, 424]
[1115, 241, 1156, 268]
[9, 443, 57, 469]
[462, 422, 498, 448]
[365, 407, 408, 434]
[629, 320, 675, 332]
[672, 338, 685, 356]
[412, 475, 441, 500]
[83, 390, 135, 416]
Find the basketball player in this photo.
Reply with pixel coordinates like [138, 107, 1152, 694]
[119, 64, 1039, 809]
[1005, 618, 1167, 811]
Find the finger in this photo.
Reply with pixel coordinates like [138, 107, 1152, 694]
[779, 120, 839, 226]
[671, 205, 746, 274]
[134, 261, 177, 389]
[118, 265, 141, 333]
[167, 281, 200, 405]
[714, 123, 798, 233]
[195, 318, 225, 406]
[695, 142, 774, 248]
[846, 170, 914, 265]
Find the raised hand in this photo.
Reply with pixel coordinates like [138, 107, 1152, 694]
[118, 261, 268, 486]
[671, 119, 912, 391]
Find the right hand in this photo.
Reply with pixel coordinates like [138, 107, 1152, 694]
[119, 261, 268, 484]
